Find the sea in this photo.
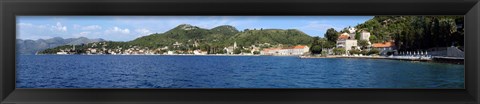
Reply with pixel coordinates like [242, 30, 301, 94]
[16, 55, 465, 88]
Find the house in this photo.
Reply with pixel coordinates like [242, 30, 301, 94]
[166, 51, 175, 55]
[261, 48, 282, 55]
[193, 50, 208, 55]
[359, 30, 371, 41]
[260, 45, 309, 56]
[223, 42, 238, 54]
[290, 45, 310, 55]
[372, 41, 395, 55]
[336, 33, 358, 55]
[173, 41, 182, 48]
[372, 41, 395, 51]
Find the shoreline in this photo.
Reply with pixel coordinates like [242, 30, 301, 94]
[34, 54, 265, 57]
[300, 55, 464, 65]
[31, 54, 464, 65]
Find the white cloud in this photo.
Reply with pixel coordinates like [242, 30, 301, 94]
[17, 22, 66, 40]
[73, 24, 102, 30]
[51, 22, 68, 32]
[79, 31, 91, 36]
[302, 21, 339, 30]
[105, 26, 130, 34]
[135, 28, 151, 35]
[294, 21, 341, 36]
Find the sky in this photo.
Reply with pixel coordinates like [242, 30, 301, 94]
[17, 16, 373, 41]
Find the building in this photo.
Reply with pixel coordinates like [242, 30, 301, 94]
[290, 45, 310, 55]
[372, 41, 395, 51]
[336, 33, 358, 55]
[372, 41, 395, 55]
[359, 30, 371, 41]
[223, 42, 238, 54]
[173, 41, 182, 48]
[193, 50, 208, 55]
[348, 27, 357, 39]
[260, 45, 309, 56]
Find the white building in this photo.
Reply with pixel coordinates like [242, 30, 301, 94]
[261, 45, 309, 56]
[223, 42, 238, 54]
[193, 50, 208, 55]
[336, 33, 358, 55]
[166, 51, 175, 55]
[348, 27, 357, 39]
[337, 40, 358, 51]
[359, 31, 371, 41]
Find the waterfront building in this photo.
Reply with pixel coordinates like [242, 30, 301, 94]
[260, 45, 309, 56]
[372, 41, 395, 51]
[336, 33, 358, 55]
[56, 52, 68, 55]
[193, 50, 208, 55]
[166, 51, 175, 55]
[372, 41, 396, 55]
[223, 42, 238, 54]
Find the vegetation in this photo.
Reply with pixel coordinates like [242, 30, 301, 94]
[325, 28, 339, 42]
[310, 45, 323, 54]
[355, 16, 464, 51]
[357, 40, 370, 49]
[333, 48, 346, 55]
[348, 49, 361, 55]
[368, 49, 380, 55]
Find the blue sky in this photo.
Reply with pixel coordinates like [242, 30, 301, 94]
[17, 16, 373, 41]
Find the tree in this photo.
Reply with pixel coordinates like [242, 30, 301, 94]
[233, 48, 242, 54]
[369, 35, 379, 43]
[355, 32, 361, 40]
[357, 40, 370, 49]
[325, 28, 339, 42]
[333, 48, 346, 55]
[349, 49, 361, 55]
[311, 45, 323, 54]
[360, 50, 369, 55]
[368, 49, 380, 55]
[253, 51, 260, 54]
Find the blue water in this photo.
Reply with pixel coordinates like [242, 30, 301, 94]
[16, 55, 464, 88]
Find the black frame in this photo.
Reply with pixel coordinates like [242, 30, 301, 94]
[1, 0, 479, 104]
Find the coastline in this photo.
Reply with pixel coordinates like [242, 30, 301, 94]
[32, 54, 464, 65]
[300, 55, 464, 65]
[34, 54, 264, 57]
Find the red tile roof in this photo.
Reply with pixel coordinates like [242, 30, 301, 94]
[372, 42, 395, 48]
[338, 33, 350, 40]
[292, 45, 307, 49]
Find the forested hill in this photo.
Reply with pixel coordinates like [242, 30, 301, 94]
[354, 16, 464, 51]
[128, 24, 312, 48]
[39, 24, 313, 54]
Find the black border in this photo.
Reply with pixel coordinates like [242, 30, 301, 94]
[1, 0, 479, 104]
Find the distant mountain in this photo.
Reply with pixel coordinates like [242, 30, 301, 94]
[17, 37, 105, 54]
[39, 24, 314, 54]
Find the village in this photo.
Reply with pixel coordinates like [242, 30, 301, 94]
[53, 27, 464, 64]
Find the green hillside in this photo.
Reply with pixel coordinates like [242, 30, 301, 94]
[39, 24, 314, 54]
[354, 16, 464, 51]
